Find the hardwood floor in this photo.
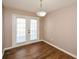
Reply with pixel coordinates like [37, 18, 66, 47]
[3, 41, 76, 59]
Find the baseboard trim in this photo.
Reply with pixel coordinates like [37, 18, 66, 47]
[42, 40, 77, 58]
[3, 40, 77, 58]
[2, 50, 5, 58]
[3, 40, 42, 53]
[3, 40, 42, 58]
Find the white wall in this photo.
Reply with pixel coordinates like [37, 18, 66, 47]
[43, 4, 77, 56]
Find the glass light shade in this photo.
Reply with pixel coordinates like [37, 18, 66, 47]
[36, 11, 47, 17]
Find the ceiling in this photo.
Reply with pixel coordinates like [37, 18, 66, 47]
[3, 0, 76, 13]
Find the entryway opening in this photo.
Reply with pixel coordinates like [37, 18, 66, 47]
[12, 14, 39, 46]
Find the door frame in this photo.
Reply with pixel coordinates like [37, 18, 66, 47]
[12, 14, 40, 47]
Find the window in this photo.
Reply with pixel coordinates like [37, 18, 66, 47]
[16, 18, 26, 43]
[30, 19, 37, 40]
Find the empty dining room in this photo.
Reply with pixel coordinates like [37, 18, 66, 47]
[2, 0, 77, 59]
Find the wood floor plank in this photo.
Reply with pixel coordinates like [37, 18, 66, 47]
[3, 41, 76, 59]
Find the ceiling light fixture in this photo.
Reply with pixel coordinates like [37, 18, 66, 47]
[36, 0, 47, 17]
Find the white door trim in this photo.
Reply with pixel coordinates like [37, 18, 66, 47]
[12, 14, 39, 47]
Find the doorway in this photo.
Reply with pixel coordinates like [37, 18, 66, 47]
[12, 14, 39, 46]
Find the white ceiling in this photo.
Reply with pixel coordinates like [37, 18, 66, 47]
[3, 0, 76, 13]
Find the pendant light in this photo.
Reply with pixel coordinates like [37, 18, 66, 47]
[36, 0, 47, 17]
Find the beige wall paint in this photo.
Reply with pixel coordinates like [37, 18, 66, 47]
[2, 6, 5, 52]
[39, 17, 45, 40]
[43, 4, 77, 56]
[3, 7, 39, 48]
